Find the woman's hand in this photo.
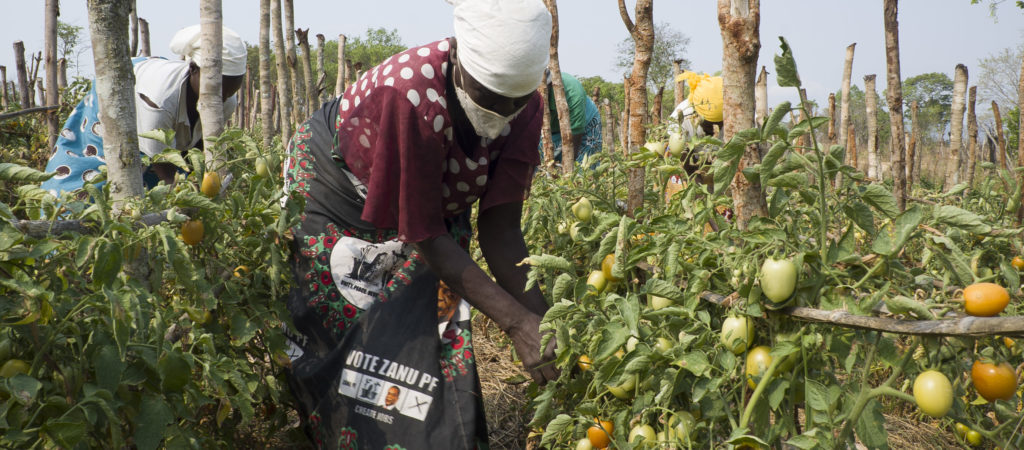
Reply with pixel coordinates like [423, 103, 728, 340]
[507, 312, 559, 385]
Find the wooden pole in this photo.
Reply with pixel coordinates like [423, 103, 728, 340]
[538, 77, 554, 166]
[948, 63, 968, 187]
[546, 0, 575, 172]
[28, 52, 42, 107]
[198, 0, 226, 172]
[848, 123, 858, 171]
[57, 59, 67, 90]
[883, 0, 907, 210]
[316, 33, 327, 104]
[86, 0, 145, 206]
[602, 98, 614, 152]
[13, 41, 30, 109]
[0, 66, 7, 109]
[621, 75, 630, 155]
[296, 28, 316, 116]
[718, 0, 766, 228]
[138, 18, 151, 56]
[283, 0, 303, 121]
[827, 93, 836, 148]
[839, 43, 855, 147]
[673, 59, 684, 107]
[909, 101, 919, 185]
[864, 74, 879, 180]
[965, 86, 978, 188]
[651, 86, 663, 127]
[335, 34, 347, 97]
[271, 0, 293, 139]
[45, 0, 60, 150]
[129, 1, 139, 56]
[258, 0, 275, 148]
[992, 101, 1007, 171]
[619, 0, 654, 216]
[755, 65, 767, 127]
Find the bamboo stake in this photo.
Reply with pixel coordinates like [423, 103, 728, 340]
[138, 18, 151, 56]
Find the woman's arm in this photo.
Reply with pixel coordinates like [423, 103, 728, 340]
[477, 201, 548, 317]
[413, 225, 557, 384]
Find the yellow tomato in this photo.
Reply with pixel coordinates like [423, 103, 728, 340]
[200, 171, 221, 198]
[601, 254, 622, 282]
[587, 419, 614, 449]
[745, 346, 772, 389]
[963, 283, 1010, 317]
[181, 220, 205, 246]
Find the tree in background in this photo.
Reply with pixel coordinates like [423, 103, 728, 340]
[977, 44, 1023, 109]
[344, 28, 406, 77]
[615, 22, 690, 93]
[901, 72, 953, 142]
[836, 85, 891, 153]
[57, 20, 88, 76]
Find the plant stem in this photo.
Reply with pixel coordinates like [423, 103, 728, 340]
[850, 257, 886, 291]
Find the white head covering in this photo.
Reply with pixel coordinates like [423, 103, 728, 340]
[448, 0, 551, 98]
[169, 25, 248, 76]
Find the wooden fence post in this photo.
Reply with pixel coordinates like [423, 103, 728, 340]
[259, 0, 274, 148]
[271, 0, 293, 139]
[45, 0, 60, 150]
[965, 86, 978, 188]
[865, 74, 879, 180]
[198, 0, 226, 173]
[755, 65, 767, 127]
[948, 64, 968, 188]
[839, 43, 855, 147]
[0, 66, 7, 109]
[14, 41, 30, 108]
[296, 28, 316, 116]
[283, 0, 303, 122]
[316, 33, 327, 104]
[138, 18, 151, 56]
[335, 34, 346, 97]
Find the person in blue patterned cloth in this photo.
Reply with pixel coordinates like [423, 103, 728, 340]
[39, 25, 246, 200]
[280, 0, 558, 447]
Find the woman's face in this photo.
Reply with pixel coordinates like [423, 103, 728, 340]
[188, 62, 245, 101]
[453, 59, 533, 117]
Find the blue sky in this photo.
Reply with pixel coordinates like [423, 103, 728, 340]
[3, 1, 1023, 110]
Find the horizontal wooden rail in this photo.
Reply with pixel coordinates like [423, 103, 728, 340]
[700, 291, 1024, 337]
[14, 208, 196, 239]
[0, 105, 60, 122]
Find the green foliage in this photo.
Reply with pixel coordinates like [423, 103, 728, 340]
[57, 21, 84, 70]
[902, 72, 954, 141]
[1004, 106, 1019, 152]
[522, 38, 1024, 450]
[615, 22, 691, 91]
[835, 84, 892, 151]
[0, 130, 303, 447]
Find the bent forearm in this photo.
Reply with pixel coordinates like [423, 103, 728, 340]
[413, 234, 532, 333]
[478, 203, 548, 317]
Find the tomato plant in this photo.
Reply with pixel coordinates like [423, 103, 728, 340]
[759, 258, 797, 304]
[586, 420, 613, 449]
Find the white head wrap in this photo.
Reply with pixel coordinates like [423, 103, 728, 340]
[448, 0, 551, 98]
[169, 25, 248, 76]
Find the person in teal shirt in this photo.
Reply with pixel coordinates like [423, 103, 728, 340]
[542, 72, 602, 163]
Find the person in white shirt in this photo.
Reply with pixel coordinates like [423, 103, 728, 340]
[41, 25, 246, 198]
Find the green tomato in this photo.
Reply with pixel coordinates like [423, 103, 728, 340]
[954, 422, 969, 438]
[255, 156, 271, 178]
[644, 141, 666, 155]
[912, 370, 952, 418]
[668, 132, 686, 157]
[586, 270, 607, 293]
[669, 411, 695, 444]
[607, 373, 637, 400]
[571, 197, 594, 222]
[966, 429, 982, 446]
[575, 438, 594, 450]
[759, 258, 797, 303]
[628, 424, 656, 445]
[655, 337, 673, 353]
[720, 315, 755, 355]
[650, 295, 673, 310]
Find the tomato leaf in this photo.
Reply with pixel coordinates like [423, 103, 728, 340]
[759, 141, 790, 187]
[870, 205, 923, 256]
[41, 421, 86, 448]
[859, 184, 900, 219]
[843, 201, 876, 235]
[644, 278, 684, 304]
[0, 163, 56, 183]
[1000, 259, 1020, 293]
[134, 394, 173, 450]
[932, 205, 992, 235]
[594, 322, 628, 361]
[854, 398, 888, 449]
[768, 379, 790, 410]
[926, 235, 974, 286]
[539, 413, 572, 448]
[614, 294, 640, 336]
[762, 101, 792, 141]
[551, 274, 574, 304]
[767, 172, 808, 189]
[94, 345, 124, 393]
[91, 240, 123, 287]
[774, 37, 801, 87]
[679, 351, 710, 376]
[805, 379, 830, 413]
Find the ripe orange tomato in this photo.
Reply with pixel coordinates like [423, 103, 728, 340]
[601, 254, 622, 282]
[971, 360, 1017, 401]
[963, 283, 1010, 317]
[181, 220, 205, 246]
[587, 419, 614, 449]
[577, 355, 593, 371]
[1013, 256, 1024, 271]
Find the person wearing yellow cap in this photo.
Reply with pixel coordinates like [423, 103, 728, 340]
[279, 0, 557, 447]
[40, 25, 246, 199]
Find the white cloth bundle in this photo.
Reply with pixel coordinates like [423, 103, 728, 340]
[447, 0, 551, 98]
[169, 24, 248, 76]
